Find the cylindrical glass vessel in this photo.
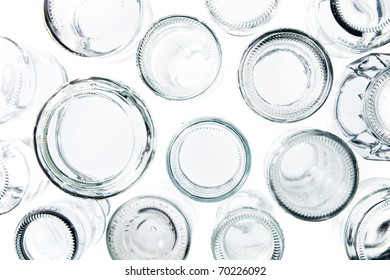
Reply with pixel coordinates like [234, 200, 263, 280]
[137, 15, 222, 100]
[44, 0, 152, 57]
[265, 129, 359, 221]
[0, 37, 67, 124]
[106, 195, 191, 260]
[0, 139, 48, 215]
[15, 199, 108, 260]
[211, 190, 284, 260]
[205, 0, 278, 36]
[238, 29, 333, 123]
[34, 77, 155, 198]
[307, 0, 390, 56]
[167, 117, 251, 202]
[336, 53, 390, 161]
[338, 178, 390, 260]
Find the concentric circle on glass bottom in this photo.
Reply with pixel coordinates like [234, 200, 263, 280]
[44, 0, 147, 57]
[205, 0, 278, 35]
[238, 29, 332, 122]
[137, 15, 222, 100]
[167, 118, 250, 202]
[34, 77, 155, 198]
[266, 129, 358, 221]
[106, 196, 191, 260]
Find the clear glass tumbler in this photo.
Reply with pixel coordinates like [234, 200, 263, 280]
[336, 53, 390, 160]
[0, 36, 67, 124]
[205, 0, 278, 36]
[15, 198, 109, 260]
[167, 117, 251, 202]
[106, 195, 191, 260]
[211, 190, 284, 260]
[34, 77, 155, 198]
[0, 139, 48, 215]
[265, 128, 359, 221]
[137, 15, 222, 100]
[238, 29, 333, 123]
[338, 178, 390, 260]
[44, 0, 152, 57]
[307, 0, 390, 55]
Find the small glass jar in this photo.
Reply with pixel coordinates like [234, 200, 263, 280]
[15, 198, 109, 260]
[106, 195, 191, 260]
[34, 77, 155, 198]
[338, 178, 390, 260]
[0, 139, 48, 215]
[211, 190, 284, 260]
[0, 37, 67, 124]
[238, 29, 333, 123]
[44, 0, 152, 57]
[137, 15, 222, 100]
[307, 0, 390, 56]
[167, 117, 251, 202]
[335, 53, 390, 161]
[205, 0, 278, 36]
[265, 128, 359, 221]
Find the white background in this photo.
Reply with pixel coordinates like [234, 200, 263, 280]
[0, 0, 390, 278]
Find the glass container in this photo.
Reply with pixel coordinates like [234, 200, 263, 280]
[265, 128, 359, 221]
[34, 77, 155, 198]
[238, 29, 333, 123]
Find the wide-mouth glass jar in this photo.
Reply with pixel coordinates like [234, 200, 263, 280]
[34, 77, 155, 198]
[211, 190, 284, 260]
[265, 128, 359, 221]
[167, 117, 251, 202]
[44, 0, 152, 57]
[15, 199, 108, 260]
[205, 0, 278, 36]
[307, 0, 390, 56]
[336, 53, 390, 160]
[238, 29, 333, 123]
[137, 15, 222, 100]
[106, 195, 191, 260]
[338, 178, 390, 260]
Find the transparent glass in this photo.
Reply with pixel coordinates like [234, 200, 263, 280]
[167, 117, 251, 202]
[0, 37, 67, 124]
[211, 190, 284, 260]
[44, 0, 152, 57]
[337, 178, 390, 260]
[265, 128, 359, 221]
[335, 53, 390, 161]
[137, 15, 222, 100]
[0, 139, 48, 215]
[34, 77, 155, 198]
[307, 0, 390, 56]
[106, 195, 191, 260]
[15, 198, 109, 260]
[238, 29, 333, 123]
[205, 0, 278, 36]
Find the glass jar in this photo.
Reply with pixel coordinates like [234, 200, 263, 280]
[338, 178, 390, 260]
[137, 15, 222, 100]
[106, 195, 191, 260]
[44, 0, 152, 57]
[238, 29, 333, 123]
[0, 36, 67, 124]
[265, 128, 359, 221]
[34, 77, 155, 198]
[0, 139, 48, 215]
[307, 0, 390, 56]
[335, 53, 390, 160]
[205, 0, 278, 36]
[211, 190, 284, 260]
[15, 198, 109, 260]
[167, 117, 251, 202]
